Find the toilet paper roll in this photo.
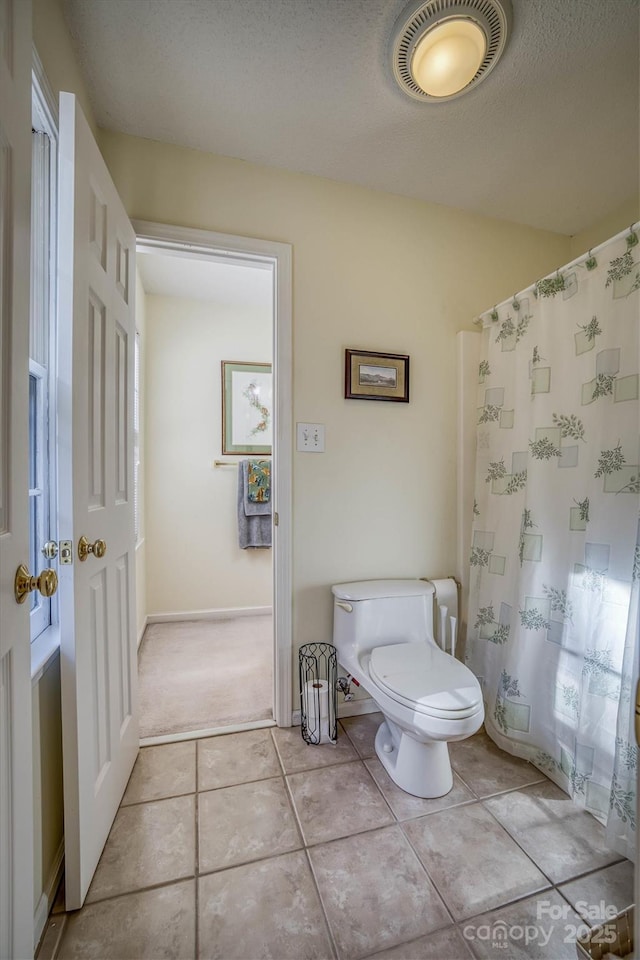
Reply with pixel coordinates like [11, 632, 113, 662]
[430, 578, 459, 653]
[303, 679, 333, 743]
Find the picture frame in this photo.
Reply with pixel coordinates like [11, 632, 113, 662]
[221, 361, 273, 455]
[344, 349, 410, 403]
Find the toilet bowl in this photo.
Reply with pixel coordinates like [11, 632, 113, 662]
[332, 579, 484, 798]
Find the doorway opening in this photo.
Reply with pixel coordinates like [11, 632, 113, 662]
[133, 222, 292, 744]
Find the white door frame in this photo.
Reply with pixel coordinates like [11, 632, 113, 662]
[133, 220, 293, 729]
[0, 2, 35, 956]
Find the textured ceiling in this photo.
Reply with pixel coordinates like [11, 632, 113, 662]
[62, 0, 639, 236]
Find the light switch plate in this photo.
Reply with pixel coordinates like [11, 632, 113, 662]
[296, 422, 325, 452]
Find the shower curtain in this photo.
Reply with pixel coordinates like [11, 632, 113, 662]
[467, 225, 639, 860]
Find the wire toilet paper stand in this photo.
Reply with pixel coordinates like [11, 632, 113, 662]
[299, 642, 338, 744]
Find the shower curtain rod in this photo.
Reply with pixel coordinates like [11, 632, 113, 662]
[479, 218, 640, 320]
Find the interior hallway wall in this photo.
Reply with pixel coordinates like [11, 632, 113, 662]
[144, 292, 272, 615]
[100, 130, 573, 667]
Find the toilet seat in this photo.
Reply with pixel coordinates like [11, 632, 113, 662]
[369, 642, 481, 720]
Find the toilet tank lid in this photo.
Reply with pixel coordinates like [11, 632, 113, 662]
[332, 580, 435, 601]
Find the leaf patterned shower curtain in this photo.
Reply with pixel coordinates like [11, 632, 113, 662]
[467, 226, 639, 860]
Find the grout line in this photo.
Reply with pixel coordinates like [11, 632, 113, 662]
[358, 757, 399, 822]
[469, 776, 550, 801]
[71, 875, 197, 910]
[269, 726, 287, 777]
[194, 784, 200, 960]
[198, 772, 285, 800]
[195, 844, 305, 883]
[456, 882, 556, 925]
[302, 847, 340, 960]
[396, 816, 470, 923]
[478, 796, 568, 890]
[395, 824, 456, 927]
[121, 788, 196, 808]
[282, 767, 309, 848]
[280, 754, 363, 776]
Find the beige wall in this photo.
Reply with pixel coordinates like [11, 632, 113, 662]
[135, 270, 147, 643]
[570, 194, 640, 260]
[32, 655, 64, 915]
[99, 131, 572, 659]
[144, 293, 272, 614]
[33, 0, 97, 136]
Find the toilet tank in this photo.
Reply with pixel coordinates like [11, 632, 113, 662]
[332, 580, 436, 664]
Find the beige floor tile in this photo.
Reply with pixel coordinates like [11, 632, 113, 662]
[122, 741, 196, 805]
[197, 728, 281, 791]
[198, 850, 333, 959]
[364, 758, 474, 821]
[273, 725, 358, 774]
[198, 777, 301, 872]
[464, 889, 581, 959]
[86, 795, 195, 903]
[484, 781, 621, 884]
[58, 880, 196, 959]
[339, 712, 383, 758]
[449, 729, 546, 797]
[363, 925, 473, 959]
[558, 859, 634, 919]
[309, 826, 451, 960]
[287, 760, 393, 845]
[402, 803, 548, 920]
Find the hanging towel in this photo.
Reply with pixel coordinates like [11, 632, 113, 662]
[247, 459, 271, 504]
[237, 459, 272, 548]
[241, 459, 271, 517]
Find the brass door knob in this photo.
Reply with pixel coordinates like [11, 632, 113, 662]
[14, 564, 58, 604]
[78, 535, 107, 562]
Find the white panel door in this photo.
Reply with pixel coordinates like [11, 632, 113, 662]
[58, 93, 138, 910]
[0, 2, 35, 958]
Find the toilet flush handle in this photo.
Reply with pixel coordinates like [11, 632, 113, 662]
[336, 601, 353, 613]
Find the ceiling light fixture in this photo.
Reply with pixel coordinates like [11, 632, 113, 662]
[391, 0, 513, 102]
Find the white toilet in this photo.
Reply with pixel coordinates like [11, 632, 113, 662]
[332, 579, 484, 799]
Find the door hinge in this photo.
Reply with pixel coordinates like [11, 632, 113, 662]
[274, 512, 279, 527]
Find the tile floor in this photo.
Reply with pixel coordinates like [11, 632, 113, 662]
[42, 718, 634, 960]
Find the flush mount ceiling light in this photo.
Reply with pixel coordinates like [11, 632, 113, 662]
[392, 0, 513, 102]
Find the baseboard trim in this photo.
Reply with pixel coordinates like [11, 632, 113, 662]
[146, 606, 272, 624]
[338, 698, 380, 719]
[34, 838, 64, 950]
[137, 615, 148, 650]
[291, 697, 379, 726]
[140, 717, 276, 747]
[34, 893, 49, 953]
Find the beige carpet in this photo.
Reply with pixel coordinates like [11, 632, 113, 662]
[138, 616, 273, 738]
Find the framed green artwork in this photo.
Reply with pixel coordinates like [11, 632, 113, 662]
[221, 361, 272, 455]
